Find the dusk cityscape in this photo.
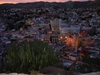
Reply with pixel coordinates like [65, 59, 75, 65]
[0, 0, 100, 75]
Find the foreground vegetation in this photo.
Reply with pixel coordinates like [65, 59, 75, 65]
[1, 40, 60, 73]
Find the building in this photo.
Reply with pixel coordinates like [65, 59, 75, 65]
[60, 26, 80, 36]
[50, 19, 60, 35]
[50, 35, 59, 43]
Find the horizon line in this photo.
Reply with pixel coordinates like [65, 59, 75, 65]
[0, 1, 94, 4]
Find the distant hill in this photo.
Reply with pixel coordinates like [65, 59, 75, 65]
[88, 0, 100, 7]
[0, 1, 93, 9]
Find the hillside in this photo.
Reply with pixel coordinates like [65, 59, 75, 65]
[0, 1, 92, 9]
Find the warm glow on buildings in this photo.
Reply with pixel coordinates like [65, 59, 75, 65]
[65, 30, 95, 52]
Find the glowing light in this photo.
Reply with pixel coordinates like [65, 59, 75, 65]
[60, 36, 63, 39]
[41, 39, 44, 41]
[65, 36, 67, 39]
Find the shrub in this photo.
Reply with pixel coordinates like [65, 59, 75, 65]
[3, 40, 60, 73]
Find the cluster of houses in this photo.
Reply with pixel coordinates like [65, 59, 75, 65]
[0, 7, 100, 70]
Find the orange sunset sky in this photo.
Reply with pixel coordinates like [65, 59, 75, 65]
[0, 0, 94, 4]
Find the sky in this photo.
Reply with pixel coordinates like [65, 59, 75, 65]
[0, 0, 93, 4]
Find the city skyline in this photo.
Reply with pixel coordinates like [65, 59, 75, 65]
[0, 0, 94, 4]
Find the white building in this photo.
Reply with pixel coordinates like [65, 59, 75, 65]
[50, 19, 81, 36]
[60, 25, 80, 36]
[50, 19, 60, 35]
